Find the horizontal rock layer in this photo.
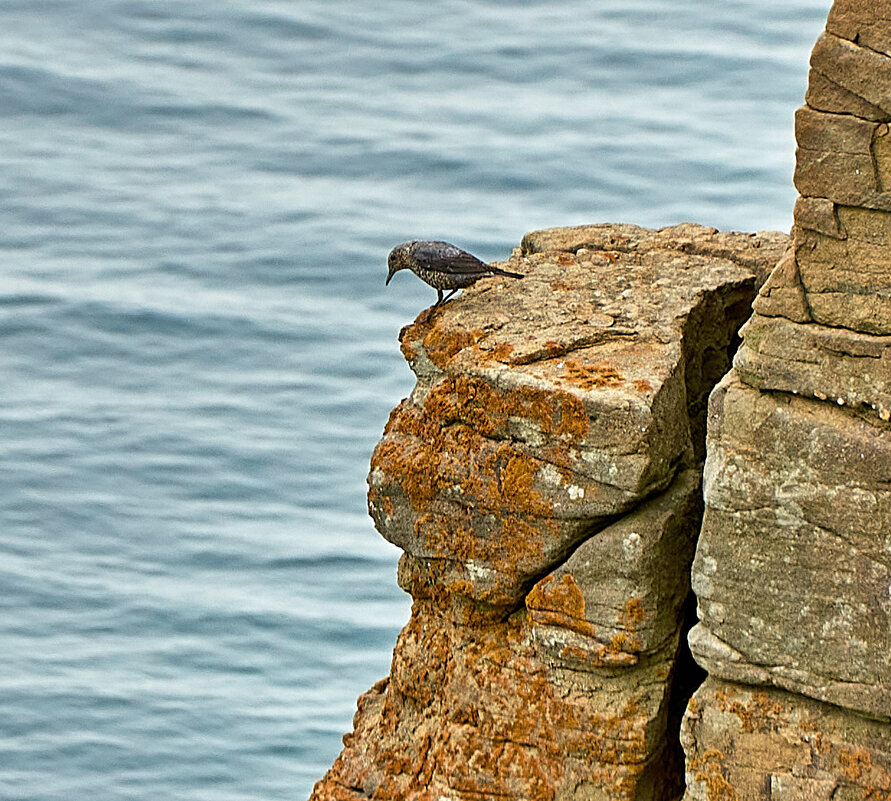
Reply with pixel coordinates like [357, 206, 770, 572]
[682, 678, 891, 801]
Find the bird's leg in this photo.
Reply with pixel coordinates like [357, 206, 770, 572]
[441, 289, 459, 304]
[435, 289, 444, 306]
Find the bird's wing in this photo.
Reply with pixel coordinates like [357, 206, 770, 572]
[412, 241, 491, 275]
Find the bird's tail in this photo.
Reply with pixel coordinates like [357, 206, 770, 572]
[492, 266, 524, 279]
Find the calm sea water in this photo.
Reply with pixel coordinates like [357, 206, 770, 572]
[0, 2, 829, 799]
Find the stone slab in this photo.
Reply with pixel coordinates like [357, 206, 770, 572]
[527, 467, 702, 665]
[826, 0, 891, 57]
[690, 372, 891, 721]
[681, 678, 891, 801]
[794, 107, 891, 212]
[806, 68, 891, 122]
[796, 204, 891, 335]
[735, 312, 891, 420]
[811, 32, 891, 116]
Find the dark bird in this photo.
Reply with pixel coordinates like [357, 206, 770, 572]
[386, 240, 523, 306]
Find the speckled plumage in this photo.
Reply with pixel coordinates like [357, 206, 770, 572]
[386, 240, 523, 306]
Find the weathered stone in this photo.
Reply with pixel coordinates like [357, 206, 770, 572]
[681, 678, 891, 801]
[521, 222, 788, 286]
[528, 467, 702, 666]
[310, 224, 782, 801]
[312, 466, 706, 801]
[794, 107, 891, 211]
[690, 372, 891, 721]
[826, 0, 891, 57]
[811, 32, 891, 115]
[313, 599, 687, 801]
[794, 196, 843, 239]
[368, 225, 782, 613]
[750, 248, 812, 323]
[806, 68, 891, 122]
[796, 204, 891, 335]
[735, 313, 891, 420]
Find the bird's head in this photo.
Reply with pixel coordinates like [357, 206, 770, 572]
[386, 243, 411, 285]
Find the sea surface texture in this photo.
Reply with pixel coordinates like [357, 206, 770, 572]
[0, 2, 830, 799]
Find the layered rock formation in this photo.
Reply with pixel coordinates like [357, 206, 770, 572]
[310, 225, 786, 801]
[681, 1, 891, 796]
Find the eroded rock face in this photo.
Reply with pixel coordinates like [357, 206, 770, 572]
[682, 1, 891, 795]
[682, 679, 891, 801]
[310, 224, 785, 801]
[368, 224, 784, 616]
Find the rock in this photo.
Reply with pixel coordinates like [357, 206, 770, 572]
[681, 678, 891, 801]
[805, 68, 891, 122]
[810, 32, 891, 115]
[681, 2, 891, 792]
[794, 107, 891, 212]
[689, 372, 891, 721]
[367, 224, 779, 614]
[310, 223, 782, 801]
[826, 0, 891, 57]
[735, 313, 891, 420]
[796, 205, 891, 335]
[521, 222, 788, 286]
[750, 247, 811, 323]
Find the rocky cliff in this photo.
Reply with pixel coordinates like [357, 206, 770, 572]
[681, 1, 891, 797]
[310, 224, 786, 801]
[310, 2, 890, 799]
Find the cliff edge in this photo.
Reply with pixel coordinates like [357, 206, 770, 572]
[310, 225, 786, 801]
[311, 1, 891, 798]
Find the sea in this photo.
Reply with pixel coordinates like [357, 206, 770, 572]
[0, 2, 831, 799]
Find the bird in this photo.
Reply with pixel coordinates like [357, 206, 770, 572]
[386, 240, 523, 306]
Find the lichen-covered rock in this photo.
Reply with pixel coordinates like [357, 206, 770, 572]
[681, 2, 891, 793]
[682, 678, 891, 801]
[310, 223, 783, 801]
[368, 224, 780, 614]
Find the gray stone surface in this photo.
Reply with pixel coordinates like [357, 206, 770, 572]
[735, 312, 891, 421]
[689, 372, 891, 721]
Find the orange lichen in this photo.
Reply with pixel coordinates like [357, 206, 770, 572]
[606, 598, 645, 655]
[398, 313, 488, 370]
[311, 596, 663, 801]
[526, 574, 595, 638]
[632, 379, 653, 393]
[549, 279, 573, 291]
[688, 749, 738, 801]
[621, 598, 646, 625]
[563, 359, 624, 390]
[492, 341, 514, 362]
[840, 747, 873, 782]
[714, 689, 786, 734]
[838, 747, 891, 801]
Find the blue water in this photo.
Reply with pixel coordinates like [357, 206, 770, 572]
[0, 2, 830, 799]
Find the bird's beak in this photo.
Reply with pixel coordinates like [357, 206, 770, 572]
[385, 271, 393, 286]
